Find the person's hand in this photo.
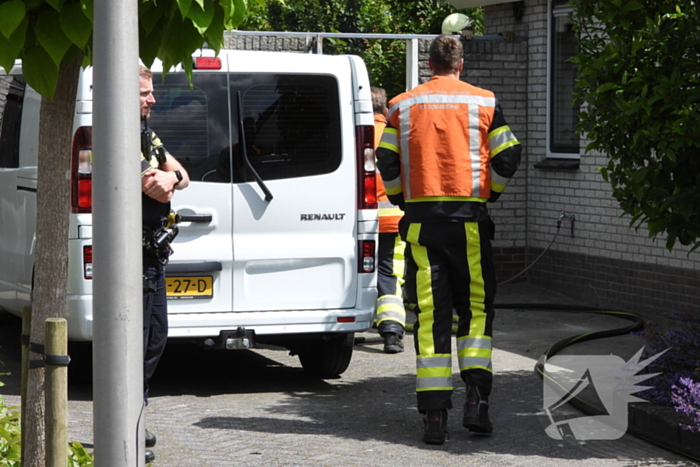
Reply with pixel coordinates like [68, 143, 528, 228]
[141, 169, 175, 203]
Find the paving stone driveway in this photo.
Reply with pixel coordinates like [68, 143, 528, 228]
[1, 304, 696, 467]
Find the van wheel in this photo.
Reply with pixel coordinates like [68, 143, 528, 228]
[298, 333, 354, 379]
[67, 342, 93, 385]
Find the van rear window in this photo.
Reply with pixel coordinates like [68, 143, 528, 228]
[0, 75, 26, 169]
[149, 72, 341, 184]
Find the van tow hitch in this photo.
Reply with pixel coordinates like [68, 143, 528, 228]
[223, 327, 253, 349]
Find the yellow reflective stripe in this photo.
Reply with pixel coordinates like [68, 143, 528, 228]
[456, 336, 493, 349]
[490, 138, 520, 158]
[466, 223, 487, 335]
[490, 181, 506, 193]
[406, 196, 488, 203]
[488, 125, 510, 140]
[458, 362, 493, 373]
[417, 366, 452, 379]
[378, 207, 404, 218]
[416, 382, 453, 392]
[379, 127, 399, 148]
[392, 235, 406, 286]
[416, 354, 453, 391]
[458, 347, 492, 360]
[385, 184, 403, 196]
[407, 223, 437, 356]
[378, 140, 400, 153]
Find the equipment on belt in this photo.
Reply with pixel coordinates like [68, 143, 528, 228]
[143, 211, 181, 266]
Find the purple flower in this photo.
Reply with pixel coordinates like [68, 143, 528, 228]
[671, 377, 700, 432]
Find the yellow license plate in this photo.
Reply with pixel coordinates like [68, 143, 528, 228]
[166, 276, 213, 299]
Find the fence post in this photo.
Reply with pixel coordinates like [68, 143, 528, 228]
[405, 38, 419, 91]
[20, 306, 31, 462]
[45, 318, 68, 467]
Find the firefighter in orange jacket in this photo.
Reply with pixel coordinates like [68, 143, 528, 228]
[371, 86, 406, 354]
[377, 34, 521, 444]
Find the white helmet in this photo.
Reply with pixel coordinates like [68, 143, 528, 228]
[441, 13, 474, 34]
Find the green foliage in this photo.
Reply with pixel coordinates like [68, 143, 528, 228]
[0, 373, 95, 466]
[0, 0, 251, 97]
[239, 0, 483, 99]
[0, 371, 21, 467]
[570, 0, 700, 251]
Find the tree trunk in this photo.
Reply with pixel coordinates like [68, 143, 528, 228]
[23, 57, 81, 467]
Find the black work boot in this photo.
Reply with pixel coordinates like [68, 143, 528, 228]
[145, 448, 155, 464]
[463, 386, 493, 434]
[146, 428, 157, 448]
[383, 333, 405, 354]
[422, 408, 449, 444]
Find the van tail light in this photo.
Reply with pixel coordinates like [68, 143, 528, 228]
[194, 57, 222, 69]
[83, 245, 93, 279]
[356, 125, 377, 210]
[358, 240, 375, 273]
[71, 126, 93, 213]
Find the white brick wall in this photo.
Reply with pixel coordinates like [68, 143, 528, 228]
[520, 0, 700, 269]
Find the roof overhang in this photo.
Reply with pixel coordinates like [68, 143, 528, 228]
[446, 0, 521, 7]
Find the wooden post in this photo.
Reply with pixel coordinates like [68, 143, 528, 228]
[45, 318, 68, 467]
[20, 306, 31, 463]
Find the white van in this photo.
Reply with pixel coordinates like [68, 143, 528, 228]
[0, 50, 378, 378]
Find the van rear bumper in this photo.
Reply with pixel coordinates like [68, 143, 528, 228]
[166, 309, 374, 338]
[64, 295, 373, 341]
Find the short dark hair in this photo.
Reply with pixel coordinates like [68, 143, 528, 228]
[429, 34, 463, 75]
[371, 87, 387, 114]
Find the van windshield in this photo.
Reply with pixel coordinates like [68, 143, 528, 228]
[150, 72, 341, 184]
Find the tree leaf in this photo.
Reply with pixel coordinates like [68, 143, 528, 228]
[45, 0, 66, 10]
[230, 0, 248, 28]
[0, 17, 27, 73]
[60, 2, 92, 49]
[186, 0, 215, 35]
[622, 1, 643, 12]
[35, 9, 72, 67]
[80, 0, 94, 22]
[176, 0, 193, 19]
[140, 0, 165, 35]
[0, 0, 25, 40]
[204, 3, 225, 53]
[596, 82, 621, 93]
[22, 45, 59, 98]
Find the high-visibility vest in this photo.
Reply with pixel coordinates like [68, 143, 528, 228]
[387, 76, 499, 201]
[374, 113, 403, 233]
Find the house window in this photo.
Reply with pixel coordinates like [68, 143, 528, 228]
[547, 0, 579, 158]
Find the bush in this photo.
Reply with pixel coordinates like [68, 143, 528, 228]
[639, 308, 700, 432]
[0, 374, 21, 467]
[1, 364, 94, 466]
[671, 377, 700, 433]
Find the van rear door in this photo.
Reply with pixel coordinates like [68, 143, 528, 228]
[148, 60, 235, 315]
[229, 55, 358, 312]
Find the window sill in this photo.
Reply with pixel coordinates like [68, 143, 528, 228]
[533, 158, 580, 171]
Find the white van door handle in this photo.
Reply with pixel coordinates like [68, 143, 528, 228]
[177, 213, 212, 223]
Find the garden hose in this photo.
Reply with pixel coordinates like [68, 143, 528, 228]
[358, 221, 700, 462]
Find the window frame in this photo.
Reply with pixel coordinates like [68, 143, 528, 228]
[546, 0, 580, 160]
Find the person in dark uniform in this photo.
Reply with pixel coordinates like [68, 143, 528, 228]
[376, 35, 521, 445]
[371, 86, 407, 354]
[139, 65, 190, 462]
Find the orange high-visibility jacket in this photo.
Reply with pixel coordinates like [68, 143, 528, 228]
[376, 75, 521, 223]
[374, 113, 403, 233]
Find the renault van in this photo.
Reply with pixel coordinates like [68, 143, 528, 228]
[0, 49, 378, 378]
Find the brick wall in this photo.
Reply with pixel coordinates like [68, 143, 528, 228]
[224, 34, 314, 53]
[499, 0, 700, 318]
